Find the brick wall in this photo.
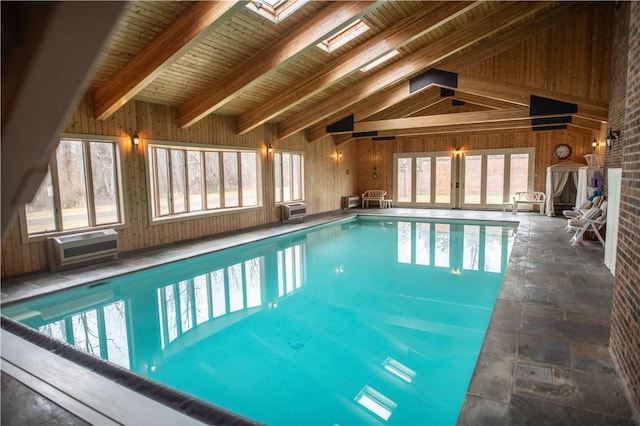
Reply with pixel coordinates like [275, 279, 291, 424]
[604, 2, 629, 195]
[609, 0, 640, 419]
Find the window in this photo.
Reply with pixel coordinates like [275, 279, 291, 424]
[24, 138, 123, 237]
[274, 151, 304, 203]
[317, 19, 370, 53]
[245, 0, 308, 23]
[148, 143, 261, 220]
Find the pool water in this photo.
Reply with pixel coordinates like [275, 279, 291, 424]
[3, 216, 516, 425]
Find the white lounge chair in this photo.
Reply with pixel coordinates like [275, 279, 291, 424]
[567, 201, 607, 246]
[562, 195, 603, 219]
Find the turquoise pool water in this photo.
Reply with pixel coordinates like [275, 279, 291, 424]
[3, 216, 516, 425]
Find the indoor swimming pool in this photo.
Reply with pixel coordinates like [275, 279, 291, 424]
[3, 216, 517, 425]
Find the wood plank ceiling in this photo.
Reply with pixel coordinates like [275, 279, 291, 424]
[88, 0, 609, 145]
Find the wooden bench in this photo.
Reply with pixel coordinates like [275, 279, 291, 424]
[361, 190, 387, 208]
[511, 191, 546, 215]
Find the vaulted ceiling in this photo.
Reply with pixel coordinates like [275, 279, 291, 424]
[88, 0, 609, 146]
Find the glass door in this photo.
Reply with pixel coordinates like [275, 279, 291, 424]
[394, 152, 455, 208]
[460, 148, 534, 209]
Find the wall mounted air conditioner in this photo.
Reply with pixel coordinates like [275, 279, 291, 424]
[282, 202, 307, 223]
[47, 229, 119, 272]
[342, 195, 360, 209]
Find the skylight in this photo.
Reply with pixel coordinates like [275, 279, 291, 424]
[360, 50, 400, 72]
[355, 386, 397, 421]
[317, 20, 370, 53]
[246, 0, 308, 24]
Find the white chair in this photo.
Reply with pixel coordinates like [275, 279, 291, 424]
[567, 201, 608, 246]
[361, 190, 387, 208]
[512, 191, 546, 215]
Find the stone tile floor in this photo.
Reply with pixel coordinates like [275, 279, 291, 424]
[1, 208, 636, 425]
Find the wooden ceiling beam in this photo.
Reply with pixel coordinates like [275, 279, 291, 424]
[177, 1, 377, 128]
[372, 118, 564, 138]
[355, 108, 532, 132]
[449, 91, 522, 110]
[307, 2, 585, 142]
[454, 74, 609, 122]
[364, 86, 443, 121]
[93, 1, 245, 121]
[235, 1, 478, 135]
[282, 1, 551, 140]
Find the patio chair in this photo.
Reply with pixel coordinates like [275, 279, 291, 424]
[567, 201, 608, 246]
[361, 190, 387, 208]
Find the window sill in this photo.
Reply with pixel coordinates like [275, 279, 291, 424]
[23, 222, 127, 244]
[149, 205, 264, 226]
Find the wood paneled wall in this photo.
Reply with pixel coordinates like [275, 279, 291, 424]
[355, 131, 597, 200]
[1, 95, 354, 277]
[461, 2, 612, 103]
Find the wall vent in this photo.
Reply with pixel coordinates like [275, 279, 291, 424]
[342, 195, 360, 209]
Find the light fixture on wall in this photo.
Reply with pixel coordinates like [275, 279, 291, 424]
[336, 150, 342, 162]
[592, 138, 598, 149]
[267, 143, 273, 157]
[132, 131, 140, 149]
[373, 166, 377, 179]
[605, 128, 621, 150]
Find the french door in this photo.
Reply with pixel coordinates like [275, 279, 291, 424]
[460, 148, 534, 209]
[393, 152, 455, 208]
[393, 148, 534, 209]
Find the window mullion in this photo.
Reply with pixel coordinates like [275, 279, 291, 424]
[200, 152, 207, 210]
[168, 149, 175, 215]
[237, 152, 243, 206]
[84, 141, 97, 227]
[183, 149, 190, 213]
[219, 152, 226, 208]
[50, 155, 64, 232]
[152, 148, 161, 217]
[503, 155, 511, 203]
[289, 154, 294, 201]
[480, 155, 488, 205]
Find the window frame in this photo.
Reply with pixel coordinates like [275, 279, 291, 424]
[20, 134, 126, 242]
[245, 0, 308, 23]
[146, 140, 263, 224]
[273, 150, 305, 204]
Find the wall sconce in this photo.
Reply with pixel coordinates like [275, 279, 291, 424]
[267, 143, 273, 157]
[605, 128, 621, 150]
[592, 138, 599, 150]
[373, 166, 378, 179]
[132, 131, 140, 149]
[336, 150, 342, 162]
[455, 148, 461, 156]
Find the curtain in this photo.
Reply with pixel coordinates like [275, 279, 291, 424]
[546, 169, 569, 216]
[576, 167, 587, 209]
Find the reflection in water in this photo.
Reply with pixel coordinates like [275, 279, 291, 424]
[5, 218, 516, 426]
[396, 221, 514, 274]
